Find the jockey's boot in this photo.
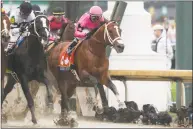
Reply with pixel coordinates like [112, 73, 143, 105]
[4, 43, 16, 55]
[67, 38, 78, 55]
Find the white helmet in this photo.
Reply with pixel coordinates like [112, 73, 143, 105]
[153, 24, 164, 30]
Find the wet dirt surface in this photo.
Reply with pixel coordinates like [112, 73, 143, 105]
[1, 116, 185, 128]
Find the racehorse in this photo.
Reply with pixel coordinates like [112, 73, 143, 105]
[1, 13, 11, 109]
[1, 15, 53, 124]
[48, 20, 125, 127]
[1, 13, 11, 42]
[59, 20, 75, 42]
[1, 43, 7, 107]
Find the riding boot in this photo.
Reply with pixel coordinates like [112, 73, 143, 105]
[67, 38, 78, 55]
[5, 43, 16, 55]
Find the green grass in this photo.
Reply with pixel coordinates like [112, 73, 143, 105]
[171, 82, 177, 102]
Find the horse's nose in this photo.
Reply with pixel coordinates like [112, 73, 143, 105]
[117, 44, 125, 51]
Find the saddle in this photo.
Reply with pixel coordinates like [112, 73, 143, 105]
[58, 40, 82, 71]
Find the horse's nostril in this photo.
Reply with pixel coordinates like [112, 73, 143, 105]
[117, 44, 125, 49]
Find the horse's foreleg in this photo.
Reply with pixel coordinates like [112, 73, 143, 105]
[101, 73, 126, 109]
[84, 74, 107, 114]
[1, 74, 16, 123]
[96, 83, 108, 108]
[18, 74, 37, 124]
[2, 74, 16, 105]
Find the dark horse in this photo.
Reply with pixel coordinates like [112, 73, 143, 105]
[59, 20, 75, 42]
[48, 21, 125, 127]
[1, 15, 53, 124]
[1, 13, 11, 106]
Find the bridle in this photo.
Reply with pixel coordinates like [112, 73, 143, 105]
[33, 15, 50, 38]
[103, 21, 122, 46]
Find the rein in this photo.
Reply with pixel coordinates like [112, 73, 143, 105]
[104, 21, 122, 45]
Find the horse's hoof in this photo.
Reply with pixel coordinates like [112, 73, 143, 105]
[32, 119, 37, 124]
[118, 102, 126, 109]
[96, 107, 104, 115]
[70, 118, 79, 128]
[54, 118, 69, 126]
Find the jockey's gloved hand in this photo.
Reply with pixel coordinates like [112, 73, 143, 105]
[19, 26, 26, 33]
[85, 33, 90, 38]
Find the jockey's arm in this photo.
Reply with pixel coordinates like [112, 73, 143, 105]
[10, 11, 35, 35]
[74, 13, 90, 38]
[74, 23, 87, 38]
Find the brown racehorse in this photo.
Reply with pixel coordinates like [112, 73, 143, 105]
[48, 20, 125, 127]
[59, 20, 75, 42]
[1, 14, 11, 42]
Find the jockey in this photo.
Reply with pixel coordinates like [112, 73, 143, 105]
[5, 1, 35, 54]
[48, 7, 68, 41]
[67, 6, 106, 55]
[32, 4, 42, 16]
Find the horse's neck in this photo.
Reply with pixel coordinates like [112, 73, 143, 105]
[87, 27, 107, 57]
[29, 27, 37, 36]
[87, 38, 106, 57]
[61, 22, 75, 41]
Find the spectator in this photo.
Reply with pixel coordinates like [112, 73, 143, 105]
[168, 21, 176, 46]
[152, 24, 174, 69]
[152, 24, 174, 109]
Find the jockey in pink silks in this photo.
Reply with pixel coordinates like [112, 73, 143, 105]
[67, 5, 107, 55]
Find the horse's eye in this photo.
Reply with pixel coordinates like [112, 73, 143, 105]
[109, 30, 113, 34]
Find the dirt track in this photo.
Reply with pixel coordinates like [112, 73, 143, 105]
[2, 116, 176, 128]
[1, 78, 190, 128]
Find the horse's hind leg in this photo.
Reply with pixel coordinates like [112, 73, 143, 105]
[56, 81, 78, 127]
[18, 74, 37, 124]
[42, 71, 54, 111]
